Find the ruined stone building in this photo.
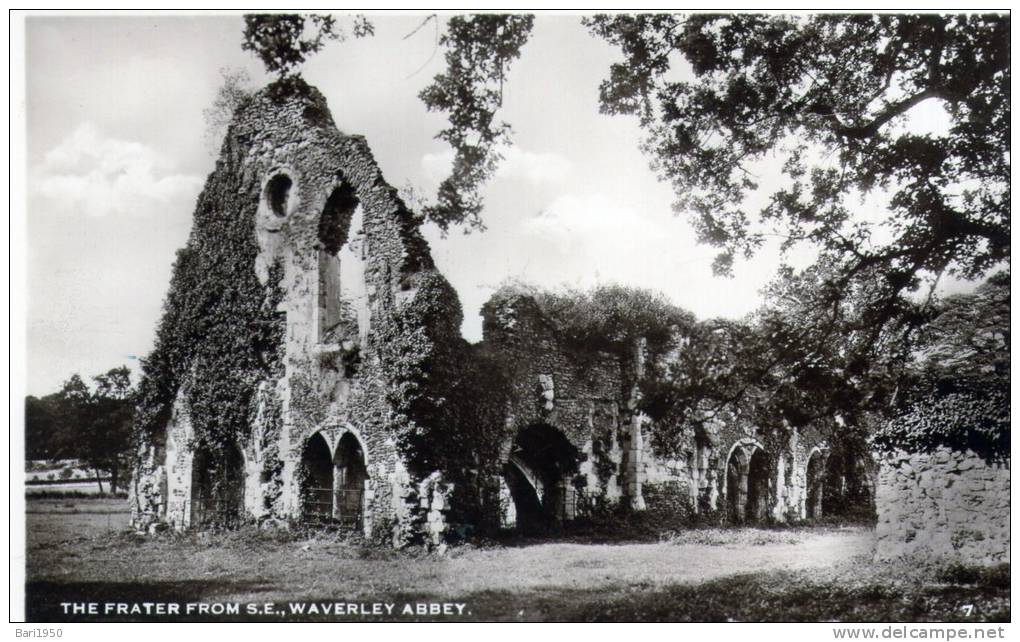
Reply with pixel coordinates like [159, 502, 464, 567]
[130, 79, 873, 542]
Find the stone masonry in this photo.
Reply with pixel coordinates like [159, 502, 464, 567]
[132, 79, 460, 541]
[875, 448, 1010, 565]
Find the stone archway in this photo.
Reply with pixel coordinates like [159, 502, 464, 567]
[501, 423, 581, 532]
[725, 447, 747, 523]
[299, 432, 334, 522]
[333, 432, 368, 530]
[745, 448, 770, 523]
[805, 448, 827, 519]
[724, 440, 771, 525]
[502, 457, 544, 530]
[820, 444, 876, 519]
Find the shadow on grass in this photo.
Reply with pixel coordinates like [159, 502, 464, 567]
[573, 565, 1011, 623]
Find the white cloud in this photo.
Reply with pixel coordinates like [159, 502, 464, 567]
[499, 146, 571, 183]
[30, 122, 202, 217]
[522, 193, 665, 257]
[421, 149, 455, 185]
[420, 145, 571, 187]
[516, 192, 781, 319]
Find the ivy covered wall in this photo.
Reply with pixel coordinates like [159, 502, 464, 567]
[130, 78, 469, 539]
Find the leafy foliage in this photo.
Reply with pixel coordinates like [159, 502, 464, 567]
[372, 271, 510, 530]
[585, 13, 1008, 315]
[203, 68, 254, 154]
[418, 14, 535, 232]
[25, 393, 65, 460]
[376, 272, 500, 471]
[26, 367, 136, 492]
[642, 259, 921, 457]
[242, 13, 374, 77]
[411, 17, 1009, 453]
[509, 283, 696, 356]
[874, 390, 1009, 460]
[873, 272, 1009, 459]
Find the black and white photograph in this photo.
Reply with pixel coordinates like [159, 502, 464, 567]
[9, 6, 1012, 630]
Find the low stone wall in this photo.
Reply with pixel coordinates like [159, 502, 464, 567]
[875, 448, 1010, 565]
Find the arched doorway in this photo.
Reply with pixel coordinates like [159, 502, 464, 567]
[190, 442, 245, 529]
[334, 432, 367, 530]
[299, 432, 334, 522]
[822, 450, 848, 515]
[725, 442, 771, 525]
[725, 449, 745, 523]
[805, 449, 826, 519]
[502, 458, 544, 529]
[821, 444, 875, 520]
[502, 424, 581, 532]
[745, 448, 770, 523]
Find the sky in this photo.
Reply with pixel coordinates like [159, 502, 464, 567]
[20, 13, 971, 396]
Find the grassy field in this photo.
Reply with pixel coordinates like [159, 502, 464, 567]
[23, 498, 1009, 622]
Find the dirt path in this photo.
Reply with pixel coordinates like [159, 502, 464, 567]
[436, 529, 874, 594]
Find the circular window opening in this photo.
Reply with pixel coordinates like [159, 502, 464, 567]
[265, 174, 293, 217]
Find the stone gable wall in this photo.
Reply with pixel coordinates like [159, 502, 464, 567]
[237, 83, 460, 535]
[131, 80, 459, 538]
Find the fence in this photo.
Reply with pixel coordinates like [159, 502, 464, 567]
[189, 496, 244, 530]
[302, 486, 364, 530]
[555, 486, 593, 522]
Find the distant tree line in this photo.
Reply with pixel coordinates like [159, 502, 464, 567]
[25, 366, 135, 493]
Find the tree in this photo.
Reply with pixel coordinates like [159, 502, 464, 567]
[86, 367, 135, 493]
[418, 15, 535, 232]
[241, 13, 374, 77]
[238, 14, 1008, 310]
[641, 259, 919, 457]
[872, 272, 1010, 459]
[423, 14, 1007, 320]
[55, 374, 92, 466]
[585, 14, 1008, 309]
[25, 393, 66, 460]
[416, 13, 1008, 450]
[44, 368, 136, 492]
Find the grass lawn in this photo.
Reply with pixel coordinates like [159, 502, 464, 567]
[22, 498, 1009, 622]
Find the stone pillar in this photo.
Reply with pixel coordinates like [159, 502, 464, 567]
[736, 459, 749, 522]
[419, 472, 451, 553]
[623, 337, 647, 510]
[772, 452, 787, 522]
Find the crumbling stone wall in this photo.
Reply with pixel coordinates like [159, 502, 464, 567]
[234, 81, 456, 536]
[641, 420, 832, 524]
[477, 289, 849, 528]
[875, 449, 1009, 565]
[132, 78, 460, 541]
[481, 291, 627, 520]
